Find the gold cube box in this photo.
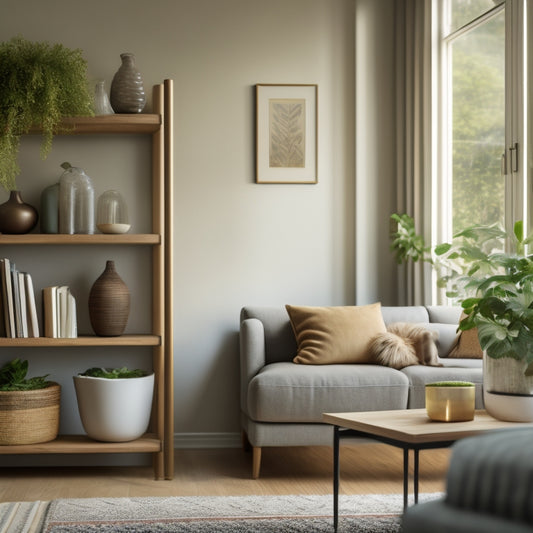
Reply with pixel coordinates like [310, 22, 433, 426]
[425, 381, 475, 422]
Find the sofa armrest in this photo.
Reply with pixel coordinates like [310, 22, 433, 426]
[240, 318, 267, 414]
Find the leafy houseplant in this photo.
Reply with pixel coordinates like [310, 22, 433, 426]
[79, 367, 146, 379]
[0, 36, 94, 192]
[391, 213, 533, 374]
[391, 213, 533, 420]
[0, 357, 52, 390]
[73, 367, 154, 442]
[0, 358, 61, 444]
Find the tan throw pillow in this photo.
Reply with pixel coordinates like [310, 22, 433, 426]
[448, 325, 483, 359]
[286, 303, 387, 364]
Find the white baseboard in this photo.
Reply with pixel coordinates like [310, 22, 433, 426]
[174, 432, 242, 449]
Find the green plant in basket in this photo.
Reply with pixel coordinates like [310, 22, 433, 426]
[390, 214, 533, 376]
[0, 36, 94, 191]
[0, 358, 52, 391]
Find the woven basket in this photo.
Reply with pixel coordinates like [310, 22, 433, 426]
[0, 382, 61, 445]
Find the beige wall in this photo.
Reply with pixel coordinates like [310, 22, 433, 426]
[0, 0, 397, 456]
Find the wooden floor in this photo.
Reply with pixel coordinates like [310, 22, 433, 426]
[0, 443, 451, 502]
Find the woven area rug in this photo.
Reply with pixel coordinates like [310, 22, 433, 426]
[1, 493, 443, 532]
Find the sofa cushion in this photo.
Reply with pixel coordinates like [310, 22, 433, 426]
[426, 323, 459, 357]
[247, 362, 409, 422]
[449, 326, 483, 359]
[287, 303, 386, 365]
[381, 306, 429, 325]
[401, 361, 483, 409]
[426, 305, 462, 324]
[241, 306, 297, 364]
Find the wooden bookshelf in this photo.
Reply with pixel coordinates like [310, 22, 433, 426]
[0, 80, 174, 480]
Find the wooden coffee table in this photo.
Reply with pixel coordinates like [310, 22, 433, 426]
[323, 409, 533, 531]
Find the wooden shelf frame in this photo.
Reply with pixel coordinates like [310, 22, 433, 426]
[0, 434, 161, 455]
[0, 80, 174, 481]
[0, 234, 160, 245]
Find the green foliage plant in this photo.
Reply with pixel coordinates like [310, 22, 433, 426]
[0, 36, 94, 191]
[390, 213, 533, 376]
[0, 358, 52, 391]
[80, 367, 147, 379]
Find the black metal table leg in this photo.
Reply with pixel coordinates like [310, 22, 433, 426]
[333, 426, 340, 532]
[403, 447, 409, 509]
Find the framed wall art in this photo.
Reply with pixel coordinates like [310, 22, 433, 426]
[255, 84, 318, 184]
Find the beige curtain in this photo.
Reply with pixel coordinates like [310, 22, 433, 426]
[395, 0, 433, 305]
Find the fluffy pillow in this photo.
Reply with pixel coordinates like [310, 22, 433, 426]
[286, 303, 386, 365]
[369, 322, 440, 369]
[368, 331, 418, 369]
[448, 315, 483, 359]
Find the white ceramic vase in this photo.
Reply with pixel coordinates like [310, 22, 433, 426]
[73, 373, 154, 442]
[483, 352, 533, 422]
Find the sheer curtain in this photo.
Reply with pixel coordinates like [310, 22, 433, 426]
[395, 0, 433, 305]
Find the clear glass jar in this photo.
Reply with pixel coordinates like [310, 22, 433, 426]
[59, 162, 95, 234]
[96, 190, 130, 234]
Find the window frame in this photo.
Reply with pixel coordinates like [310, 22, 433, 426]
[431, 0, 529, 303]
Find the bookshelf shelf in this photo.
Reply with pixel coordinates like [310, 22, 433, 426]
[0, 434, 161, 455]
[0, 334, 160, 347]
[0, 81, 174, 480]
[0, 234, 160, 245]
[29, 114, 161, 135]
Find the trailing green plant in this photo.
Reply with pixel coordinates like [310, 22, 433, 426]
[80, 367, 147, 379]
[0, 36, 94, 191]
[0, 358, 52, 391]
[390, 213, 533, 375]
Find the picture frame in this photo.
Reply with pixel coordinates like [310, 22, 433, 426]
[255, 84, 318, 184]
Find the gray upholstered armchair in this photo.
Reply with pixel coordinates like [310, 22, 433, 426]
[402, 428, 533, 533]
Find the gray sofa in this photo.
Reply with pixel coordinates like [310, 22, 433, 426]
[240, 305, 483, 478]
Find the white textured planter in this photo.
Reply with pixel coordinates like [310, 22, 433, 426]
[483, 352, 533, 422]
[73, 373, 154, 442]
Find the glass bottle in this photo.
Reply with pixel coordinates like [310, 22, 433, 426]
[94, 80, 114, 115]
[59, 162, 95, 234]
[96, 190, 130, 234]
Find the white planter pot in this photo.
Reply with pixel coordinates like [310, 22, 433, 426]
[483, 352, 533, 422]
[73, 373, 154, 442]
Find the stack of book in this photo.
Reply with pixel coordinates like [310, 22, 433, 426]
[43, 285, 77, 338]
[0, 258, 39, 338]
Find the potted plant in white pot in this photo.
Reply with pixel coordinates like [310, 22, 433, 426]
[391, 213, 533, 421]
[0, 358, 60, 444]
[73, 367, 154, 442]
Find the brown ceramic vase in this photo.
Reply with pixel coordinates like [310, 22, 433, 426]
[88, 260, 130, 336]
[0, 190, 38, 234]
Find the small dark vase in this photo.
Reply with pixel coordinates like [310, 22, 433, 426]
[110, 53, 146, 113]
[88, 260, 130, 336]
[0, 190, 38, 234]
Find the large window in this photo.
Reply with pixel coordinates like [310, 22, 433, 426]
[438, 0, 506, 234]
[433, 0, 531, 303]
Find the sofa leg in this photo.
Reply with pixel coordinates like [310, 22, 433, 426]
[252, 446, 262, 479]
